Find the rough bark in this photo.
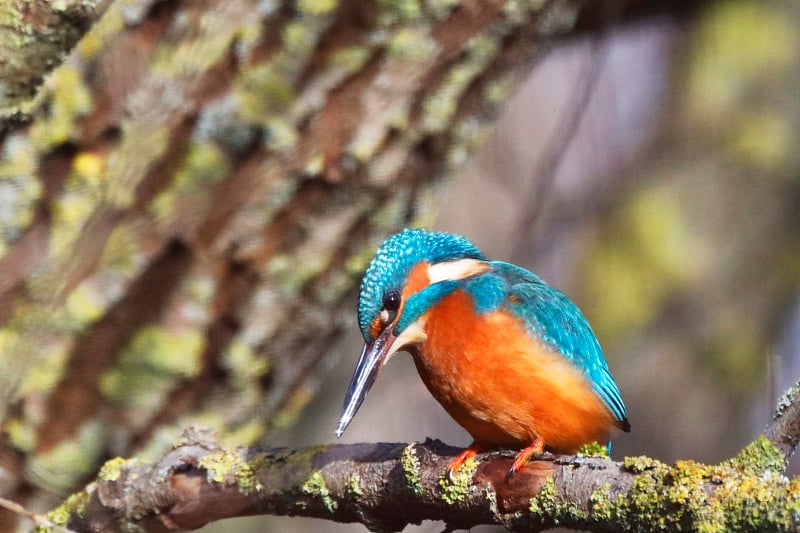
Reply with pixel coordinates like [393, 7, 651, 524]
[36, 380, 800, 532]
[0, 0, 111, 123]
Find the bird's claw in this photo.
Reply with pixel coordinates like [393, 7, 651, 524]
[446, 446, 479, 482]
[505, 439, 545, 479]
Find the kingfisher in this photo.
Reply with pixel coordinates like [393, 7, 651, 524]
[336, 228, 629, 477]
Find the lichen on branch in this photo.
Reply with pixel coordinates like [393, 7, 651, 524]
[36, 402, 800, 533]
[0, 0, 110, 122]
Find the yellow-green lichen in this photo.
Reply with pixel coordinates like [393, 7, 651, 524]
[503, 0, 543, 24]
[577, 441, 609, 457]
[377, 0, 422, 24]
[347, 475, 364, 497]
[105, 121, 171, 209]
[264, 118, 299, 152]
[18, 344, 70, 398]
[198, 449, 263, 494]
[64, 283, 106, 326]
[328, 46, 372, 73]
[304, 154, 325, 176]
[298, 0, 338, 15]
[0, 134, 41, 252]
[424, 0, 460, 20]
[199, 449, 235, 483]
[302, 470, 337, 513]
[582, 182, 710, 345]
[387, 27, 436, 59]
[422, 34, 499, 132]
[71, 151, 106, 191]
[589, 482, 614, 522]
[282, 20, 321, 58]
[98, 456, 134, 481]
[41, 489, 90, 530]
[235, 454, 265, 494]
[99, 325, 203, 409]
[234, 63, 295, 118]
[725, 434, 784, 474]
[529, 477, 588, 525]
[48, 186, 95, 259]
[150, 140, 229, 225]
[99, 223, 143, 276]
[730, 108, 792, 170]
[224, 341, 269, 384]
[0, 2, 24, 29]
[400, 443, 422, 494]
[172, 140, 229, 191]
[76, 2, 124, 59]
[608, 443, 800, 532]
[622, 455, 662, 474]
[483, 75, 514, 105]
[4, 417, 35, 452]
[439, 456, 478, 505]
[29, 65, 93, 149]
[129, 326, 203, 376]
[686, 0, 798, 127]
[152, 21, 238, 76]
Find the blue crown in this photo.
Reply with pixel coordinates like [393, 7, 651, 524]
[357, 228, 486, 340]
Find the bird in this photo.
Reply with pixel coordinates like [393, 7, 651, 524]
[336, 228, 629, 478]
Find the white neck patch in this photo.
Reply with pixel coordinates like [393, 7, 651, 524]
[427, 258, 489, 285]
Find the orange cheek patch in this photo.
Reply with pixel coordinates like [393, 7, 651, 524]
[369, 318, 383, 340]
[402, 262, 430, 300]
[395, 261, 431, 320]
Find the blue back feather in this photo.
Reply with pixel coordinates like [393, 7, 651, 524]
[480, 261, 628, 424]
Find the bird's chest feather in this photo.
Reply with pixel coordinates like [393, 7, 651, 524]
[413, 289, 613, 450]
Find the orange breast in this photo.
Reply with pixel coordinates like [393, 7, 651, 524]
[414, 289, 616, 453]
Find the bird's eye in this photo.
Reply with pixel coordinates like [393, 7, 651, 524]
[383, 291, 401, 312]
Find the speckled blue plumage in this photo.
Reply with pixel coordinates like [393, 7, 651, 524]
[358, 228, 628, 426]
[488, 262, 628, 425]
[358, 228, 485, 340]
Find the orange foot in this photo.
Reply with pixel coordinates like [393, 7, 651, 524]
[446, 442, 486, 482]
[507, 436, 544, 479]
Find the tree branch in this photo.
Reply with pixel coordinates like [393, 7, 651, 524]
[41, 378, 800, 533]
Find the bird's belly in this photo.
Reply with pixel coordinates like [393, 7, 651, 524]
[416, 293, 614, 453]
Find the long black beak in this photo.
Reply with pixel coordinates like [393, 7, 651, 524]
[336, 327, 396, 437]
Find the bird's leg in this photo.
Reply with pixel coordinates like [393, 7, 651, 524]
[507, 436, 544, 479]
[446, 441, 486, 481]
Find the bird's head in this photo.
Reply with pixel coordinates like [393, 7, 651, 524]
[336, 228, 489, 437]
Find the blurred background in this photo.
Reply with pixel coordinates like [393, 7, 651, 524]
[266, 2, 800, 531]
[0, 0, 799, 531]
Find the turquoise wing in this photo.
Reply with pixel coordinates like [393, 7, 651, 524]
[490, 261, 629, 427]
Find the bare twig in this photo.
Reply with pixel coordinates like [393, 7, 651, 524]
[0, 495, 75, 533]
